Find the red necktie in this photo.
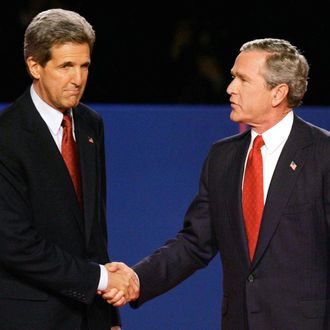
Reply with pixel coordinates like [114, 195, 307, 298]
[61, 112, 83, 209]
[242, 135, 265, 260]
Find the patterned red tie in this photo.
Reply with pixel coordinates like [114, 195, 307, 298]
[61, 112, 83, 209]
[242, 135, 265, 261]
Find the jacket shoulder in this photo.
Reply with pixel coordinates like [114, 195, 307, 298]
[76, 103, 103, 121]
[210, 130, 249, 152]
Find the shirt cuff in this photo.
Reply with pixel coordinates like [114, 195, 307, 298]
[97, 264, 108, 291]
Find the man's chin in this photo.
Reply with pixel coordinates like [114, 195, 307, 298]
[229, 112, 241, 123]
[64, 98, 81, 109]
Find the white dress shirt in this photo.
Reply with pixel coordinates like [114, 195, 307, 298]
[244, 111, 294, 203]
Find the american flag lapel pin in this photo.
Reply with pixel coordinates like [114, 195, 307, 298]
[290, 161, 297, 171]
[88, 137, 94, 144]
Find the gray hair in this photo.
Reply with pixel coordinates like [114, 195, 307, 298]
[240, 38, 309, 107]
[24, 8, 95, 66]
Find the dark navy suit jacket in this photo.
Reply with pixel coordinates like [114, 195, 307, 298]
[0, 89, 120, 329]
[132, 115, 330, 330]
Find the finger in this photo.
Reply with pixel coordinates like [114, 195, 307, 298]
[105, 262, 120, 272]
[112, 296, 127, 307]
[102, 288, 118, 300]
[108, 290, 125, 305]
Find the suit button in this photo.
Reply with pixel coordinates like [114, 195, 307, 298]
[248, 274, 255, 282]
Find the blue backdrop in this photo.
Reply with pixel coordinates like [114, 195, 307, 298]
[1, 103, 330, 329]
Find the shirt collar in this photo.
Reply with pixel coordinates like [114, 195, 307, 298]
[30, 85, 71, 135]
[251, 111, 294, 154]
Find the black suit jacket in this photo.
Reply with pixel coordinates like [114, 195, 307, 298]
[132, 115, 330, 330]
[0, 89, 120, 329]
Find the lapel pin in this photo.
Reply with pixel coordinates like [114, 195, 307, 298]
[88, 137, 94, 144]
[290, 161, 297, 171]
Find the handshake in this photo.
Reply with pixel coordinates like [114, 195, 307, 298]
[97, 262, 140, 307]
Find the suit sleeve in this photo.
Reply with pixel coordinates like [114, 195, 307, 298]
[131, 151, 218, 307]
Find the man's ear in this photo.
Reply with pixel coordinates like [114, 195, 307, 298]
[26, 57, 41, 79]
[271, 83, 289, 107]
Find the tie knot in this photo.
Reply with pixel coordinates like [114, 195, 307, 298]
[62, 111, 72, 128]
[253, 135, 265, 150]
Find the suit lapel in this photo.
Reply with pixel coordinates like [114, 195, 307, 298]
[73, 107, 97, 245]
[251, 116, 313, 267]
[21, 91, 85, 234]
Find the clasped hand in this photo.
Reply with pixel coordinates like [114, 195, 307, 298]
[98, 262, 140, 307]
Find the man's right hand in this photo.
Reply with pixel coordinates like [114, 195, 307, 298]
[99, 262, 140, 307]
